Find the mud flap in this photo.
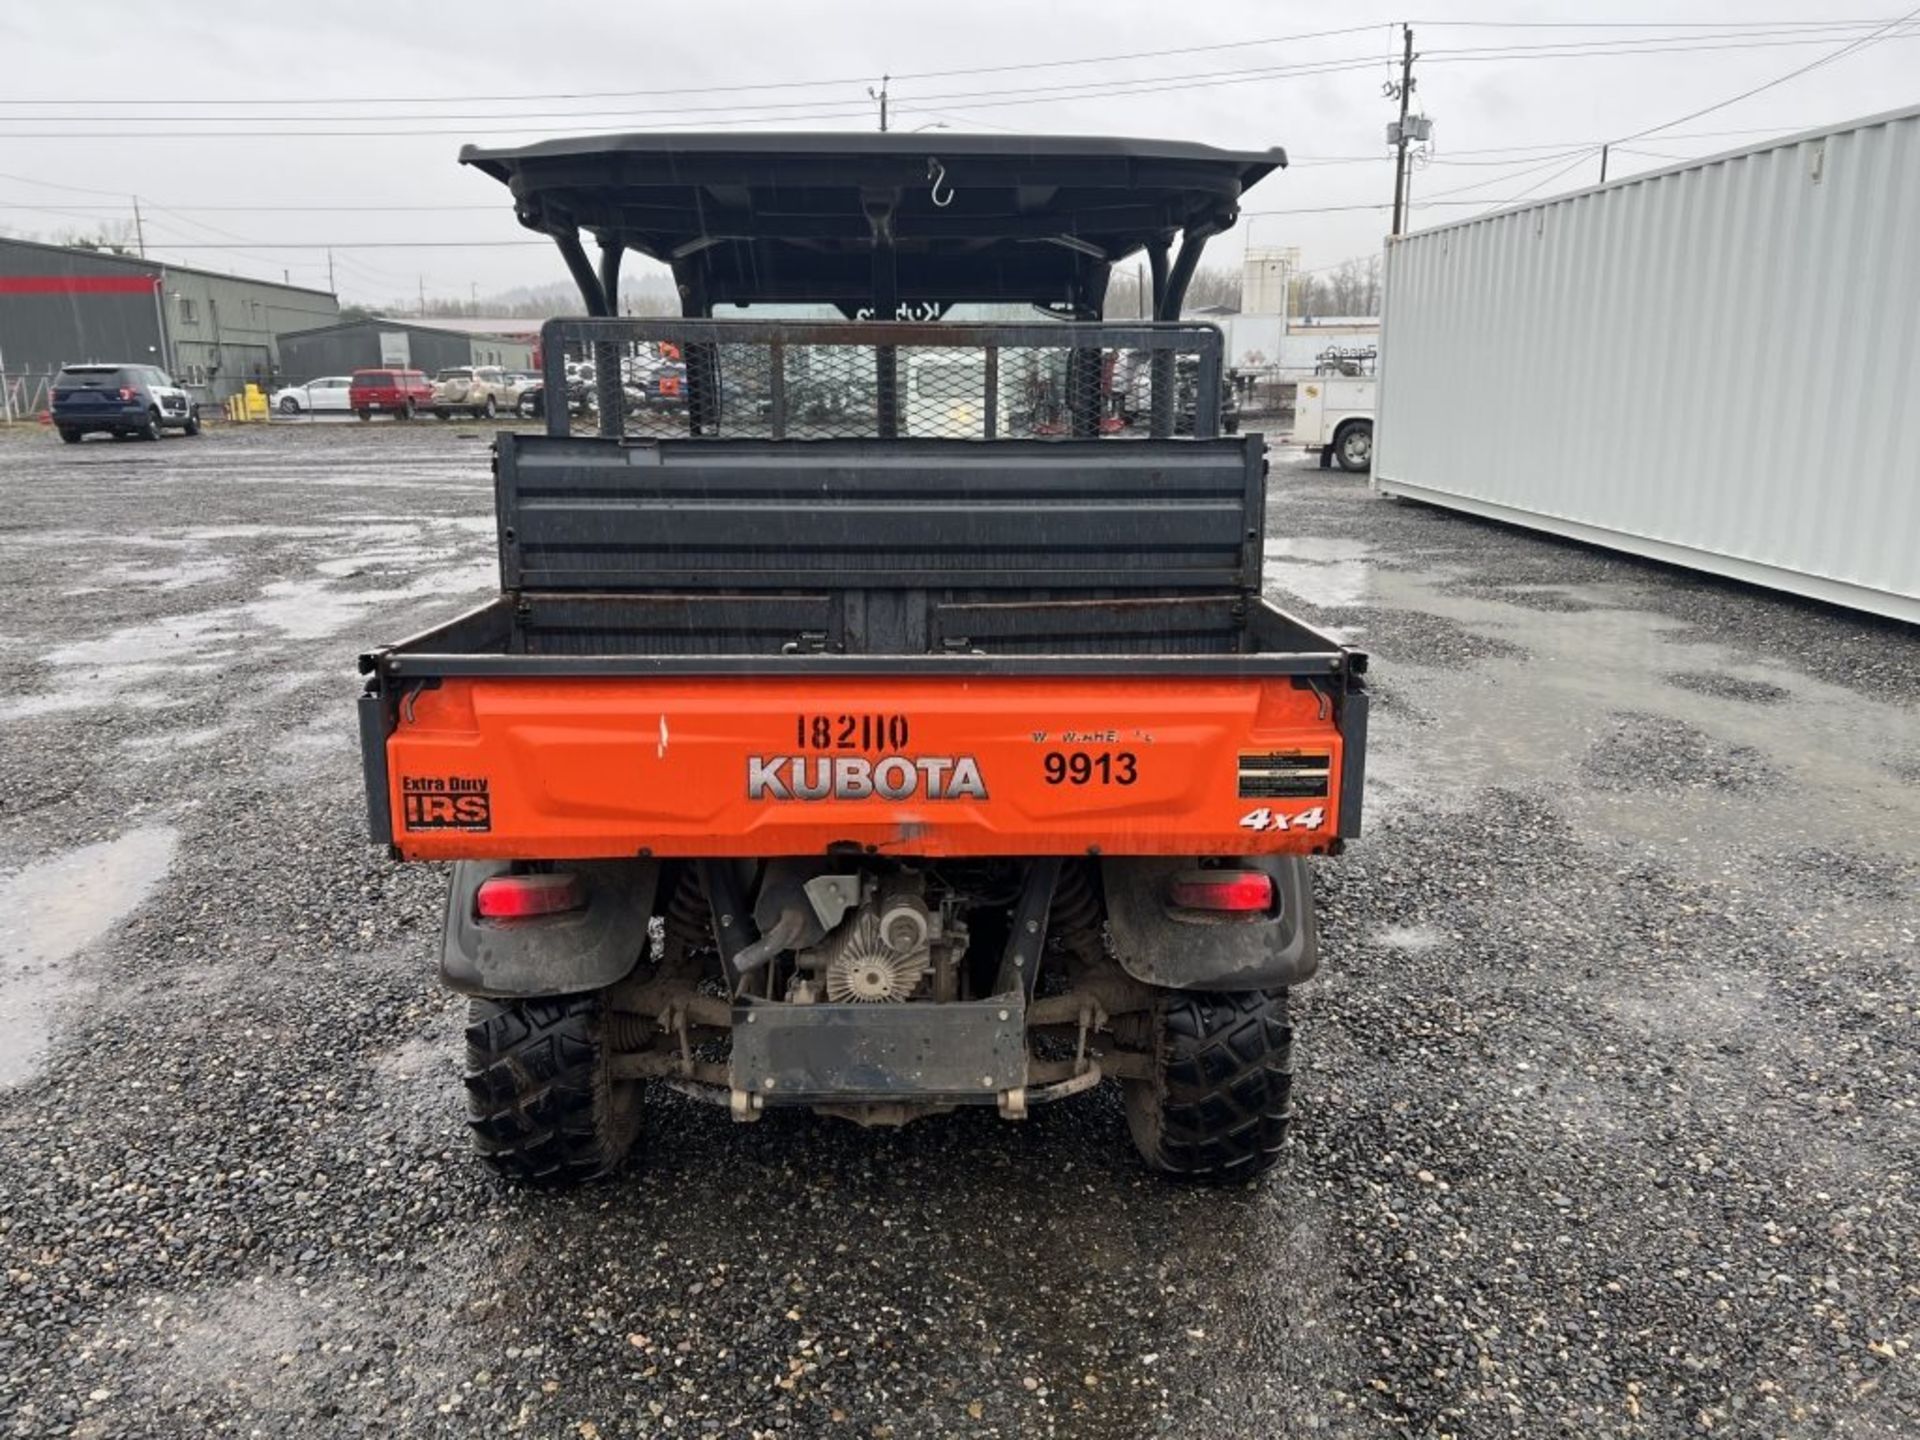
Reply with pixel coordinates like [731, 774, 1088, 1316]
[440, 859, 658, 998]
[1100, 855, 1318, 990]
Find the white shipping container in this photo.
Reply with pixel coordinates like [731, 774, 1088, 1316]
[1374, 105, 1920, 623]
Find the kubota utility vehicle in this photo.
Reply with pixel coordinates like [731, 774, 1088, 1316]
[358, 134, 1368, 1186]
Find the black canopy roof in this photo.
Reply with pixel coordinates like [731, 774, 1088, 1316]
[460, 132, 1285, 318]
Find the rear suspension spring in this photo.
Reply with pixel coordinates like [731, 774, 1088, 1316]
[663, 865, 714, 952]
[1047, 860, 1106, 962]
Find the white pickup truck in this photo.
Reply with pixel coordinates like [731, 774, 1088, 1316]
[1290, 374, 1375, 472]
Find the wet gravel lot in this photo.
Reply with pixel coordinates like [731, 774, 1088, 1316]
[1, 421, 1914, 1438]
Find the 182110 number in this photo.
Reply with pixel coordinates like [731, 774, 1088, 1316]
[794, 714, 911, 750]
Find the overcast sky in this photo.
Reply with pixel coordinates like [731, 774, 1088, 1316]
[0, 2, 1913, 305]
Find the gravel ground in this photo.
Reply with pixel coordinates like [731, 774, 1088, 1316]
[0, 421, 1914, 1439]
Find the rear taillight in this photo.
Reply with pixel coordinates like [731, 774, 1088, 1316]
[1167, 870, 1275, 915]
[475, 872, 585, 920]
[118, 387, 136, 401]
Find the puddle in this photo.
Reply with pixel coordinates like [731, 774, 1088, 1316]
[120, 726, 226, 759]
[1263, 557, 1373, 608]
[44, 608, 243, 668]
[0, 826, 178, 1087]
[1373, 924, 1445, 953]
[1269, 536, 1377, 563]
[1359, 569, 1920, 874]
[95, 557, 235, 591]
[1261, 537, 1380, 610]
[246, 564, 493, 641]
[0, 607, 245, 722]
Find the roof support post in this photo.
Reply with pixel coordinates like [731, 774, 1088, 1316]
[679, 278, 719, 436]
[1156, 226, 1212, 321]
[554, 230, 610, 316]
[1151, 227, 1214, 435]
[864, 189, 901, 439]
[597, 241, 624, 316]
[1145, 238, 1170, 322]
[591, 239, 627, 437]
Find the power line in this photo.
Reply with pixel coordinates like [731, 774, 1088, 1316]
[0, 22, 1387, 109]
[3, 25, 1914, 136]
[0, 18, 1902, 114]
[1613, 5, 1920, 143]
[100, 240, 552, 250]
[1414, 15, 1902, 28]
[0, 54, 1393, 133]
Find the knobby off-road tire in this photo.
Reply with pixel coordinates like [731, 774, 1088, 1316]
[1124, 989, 1293, 1183]
[464, 993, 641, 1186]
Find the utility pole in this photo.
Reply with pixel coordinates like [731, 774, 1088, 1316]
[326, 248, 336, 294]
[1389, 27, 1414, 236]
[132, 195, 147, 259]
[418, 275, 426, 314]
[1599, 144, 1611, 183]
[869, 75, 889, 133]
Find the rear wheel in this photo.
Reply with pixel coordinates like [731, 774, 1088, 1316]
[278, 395, 301, 415]
[481, 396, 497, 419]
[58, 427, 81, 444]
[183, 407, 201, 436]
[1123, 989, 1293, 1183]
[398, 399, 416, 421]
[356, 407, 372, 421]
[434, 407, 451, 421]
[1335, 420, 1373, 472]
[140, 408, 163, 442]
[464, 993, 642, 1186]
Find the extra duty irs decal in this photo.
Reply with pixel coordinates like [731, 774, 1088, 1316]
[402, 775, 492, 831]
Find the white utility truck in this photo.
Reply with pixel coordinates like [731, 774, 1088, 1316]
[1289, 373, 1375, 472]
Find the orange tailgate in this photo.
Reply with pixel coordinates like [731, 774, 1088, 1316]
[384, 675, 1349, 861]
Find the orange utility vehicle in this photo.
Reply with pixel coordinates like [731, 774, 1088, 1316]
[358, 134, 1368, 1186]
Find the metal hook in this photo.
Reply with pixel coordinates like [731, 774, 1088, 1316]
[927, 158, 954, 208]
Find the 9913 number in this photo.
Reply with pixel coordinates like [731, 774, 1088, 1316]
[1043, 751, 1138, 786]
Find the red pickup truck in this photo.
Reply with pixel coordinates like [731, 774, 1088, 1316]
[349, 368, 433, 421]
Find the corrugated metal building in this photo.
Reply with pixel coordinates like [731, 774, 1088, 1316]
[277, 318, 535, 382]
[0, 236, 339, 405]
[1374, 104, 1920, 623]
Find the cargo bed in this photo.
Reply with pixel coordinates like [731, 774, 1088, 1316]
[360, 320, 1366, 863]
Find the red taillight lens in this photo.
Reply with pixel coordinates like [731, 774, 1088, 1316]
[1168, 870, 1275, 914]
[119, 387, 136, 401]
[475, 872, 585, 920]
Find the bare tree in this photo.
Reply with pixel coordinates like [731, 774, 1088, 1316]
[1322, 256, 1383, 317]
[52, 220, 141, 256]
[1183, 264, 1243, 311]
[1103, 262, 1242, 317]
